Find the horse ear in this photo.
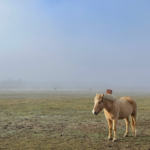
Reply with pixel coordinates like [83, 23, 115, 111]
[102, 94, 104, 97]
[96, 93, 99, 96]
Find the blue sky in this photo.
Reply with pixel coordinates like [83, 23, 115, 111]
[0, 0, 150, 88]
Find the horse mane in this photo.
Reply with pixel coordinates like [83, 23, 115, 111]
[103, 94, 116, 101]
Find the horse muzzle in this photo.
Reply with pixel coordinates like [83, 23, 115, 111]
[94, 112, 98, 115]
[92, 110, 98, 115]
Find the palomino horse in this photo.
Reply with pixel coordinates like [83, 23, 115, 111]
[92, 94, 137, 142]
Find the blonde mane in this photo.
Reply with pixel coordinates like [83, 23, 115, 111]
[103, 94, 116, 101]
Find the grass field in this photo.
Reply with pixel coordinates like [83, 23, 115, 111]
[0, 90, 150, 150]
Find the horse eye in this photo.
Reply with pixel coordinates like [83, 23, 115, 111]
[99, 102, 101, 104]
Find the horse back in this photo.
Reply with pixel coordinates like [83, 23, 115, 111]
[119, 96, 136, 107]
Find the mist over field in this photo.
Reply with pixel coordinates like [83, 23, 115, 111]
[0, 1, 150, 89]
[1, 2, 150, 149]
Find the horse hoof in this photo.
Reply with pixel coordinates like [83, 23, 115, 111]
[108, 137, 113, 141]
[112, 139, 117, 142]
[124, 134, 129, 137]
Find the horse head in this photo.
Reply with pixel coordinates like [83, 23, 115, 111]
[92, 93, 104, 115]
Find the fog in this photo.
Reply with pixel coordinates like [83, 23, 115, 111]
[0, 1, 150, 89]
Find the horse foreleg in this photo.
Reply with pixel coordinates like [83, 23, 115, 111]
[124, 117, 129, 137]
[112, 119, 117, 142]
[107, 119, 112, 140]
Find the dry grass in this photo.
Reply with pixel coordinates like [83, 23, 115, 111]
[0, 90, 150, 149]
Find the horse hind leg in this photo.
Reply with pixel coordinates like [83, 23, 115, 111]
[131, 104, 137, 137]
[131, 115, 137, 137]
[124, 117, 129, 137]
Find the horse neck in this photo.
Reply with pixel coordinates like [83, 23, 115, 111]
[103, 98, 114, 112]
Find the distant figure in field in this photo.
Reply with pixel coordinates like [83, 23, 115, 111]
[106, 89, 112, 94]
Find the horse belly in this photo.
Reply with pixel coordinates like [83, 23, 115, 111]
[118, 102, 133, 119]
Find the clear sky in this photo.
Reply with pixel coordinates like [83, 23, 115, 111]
[0, 0, 150, 88]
